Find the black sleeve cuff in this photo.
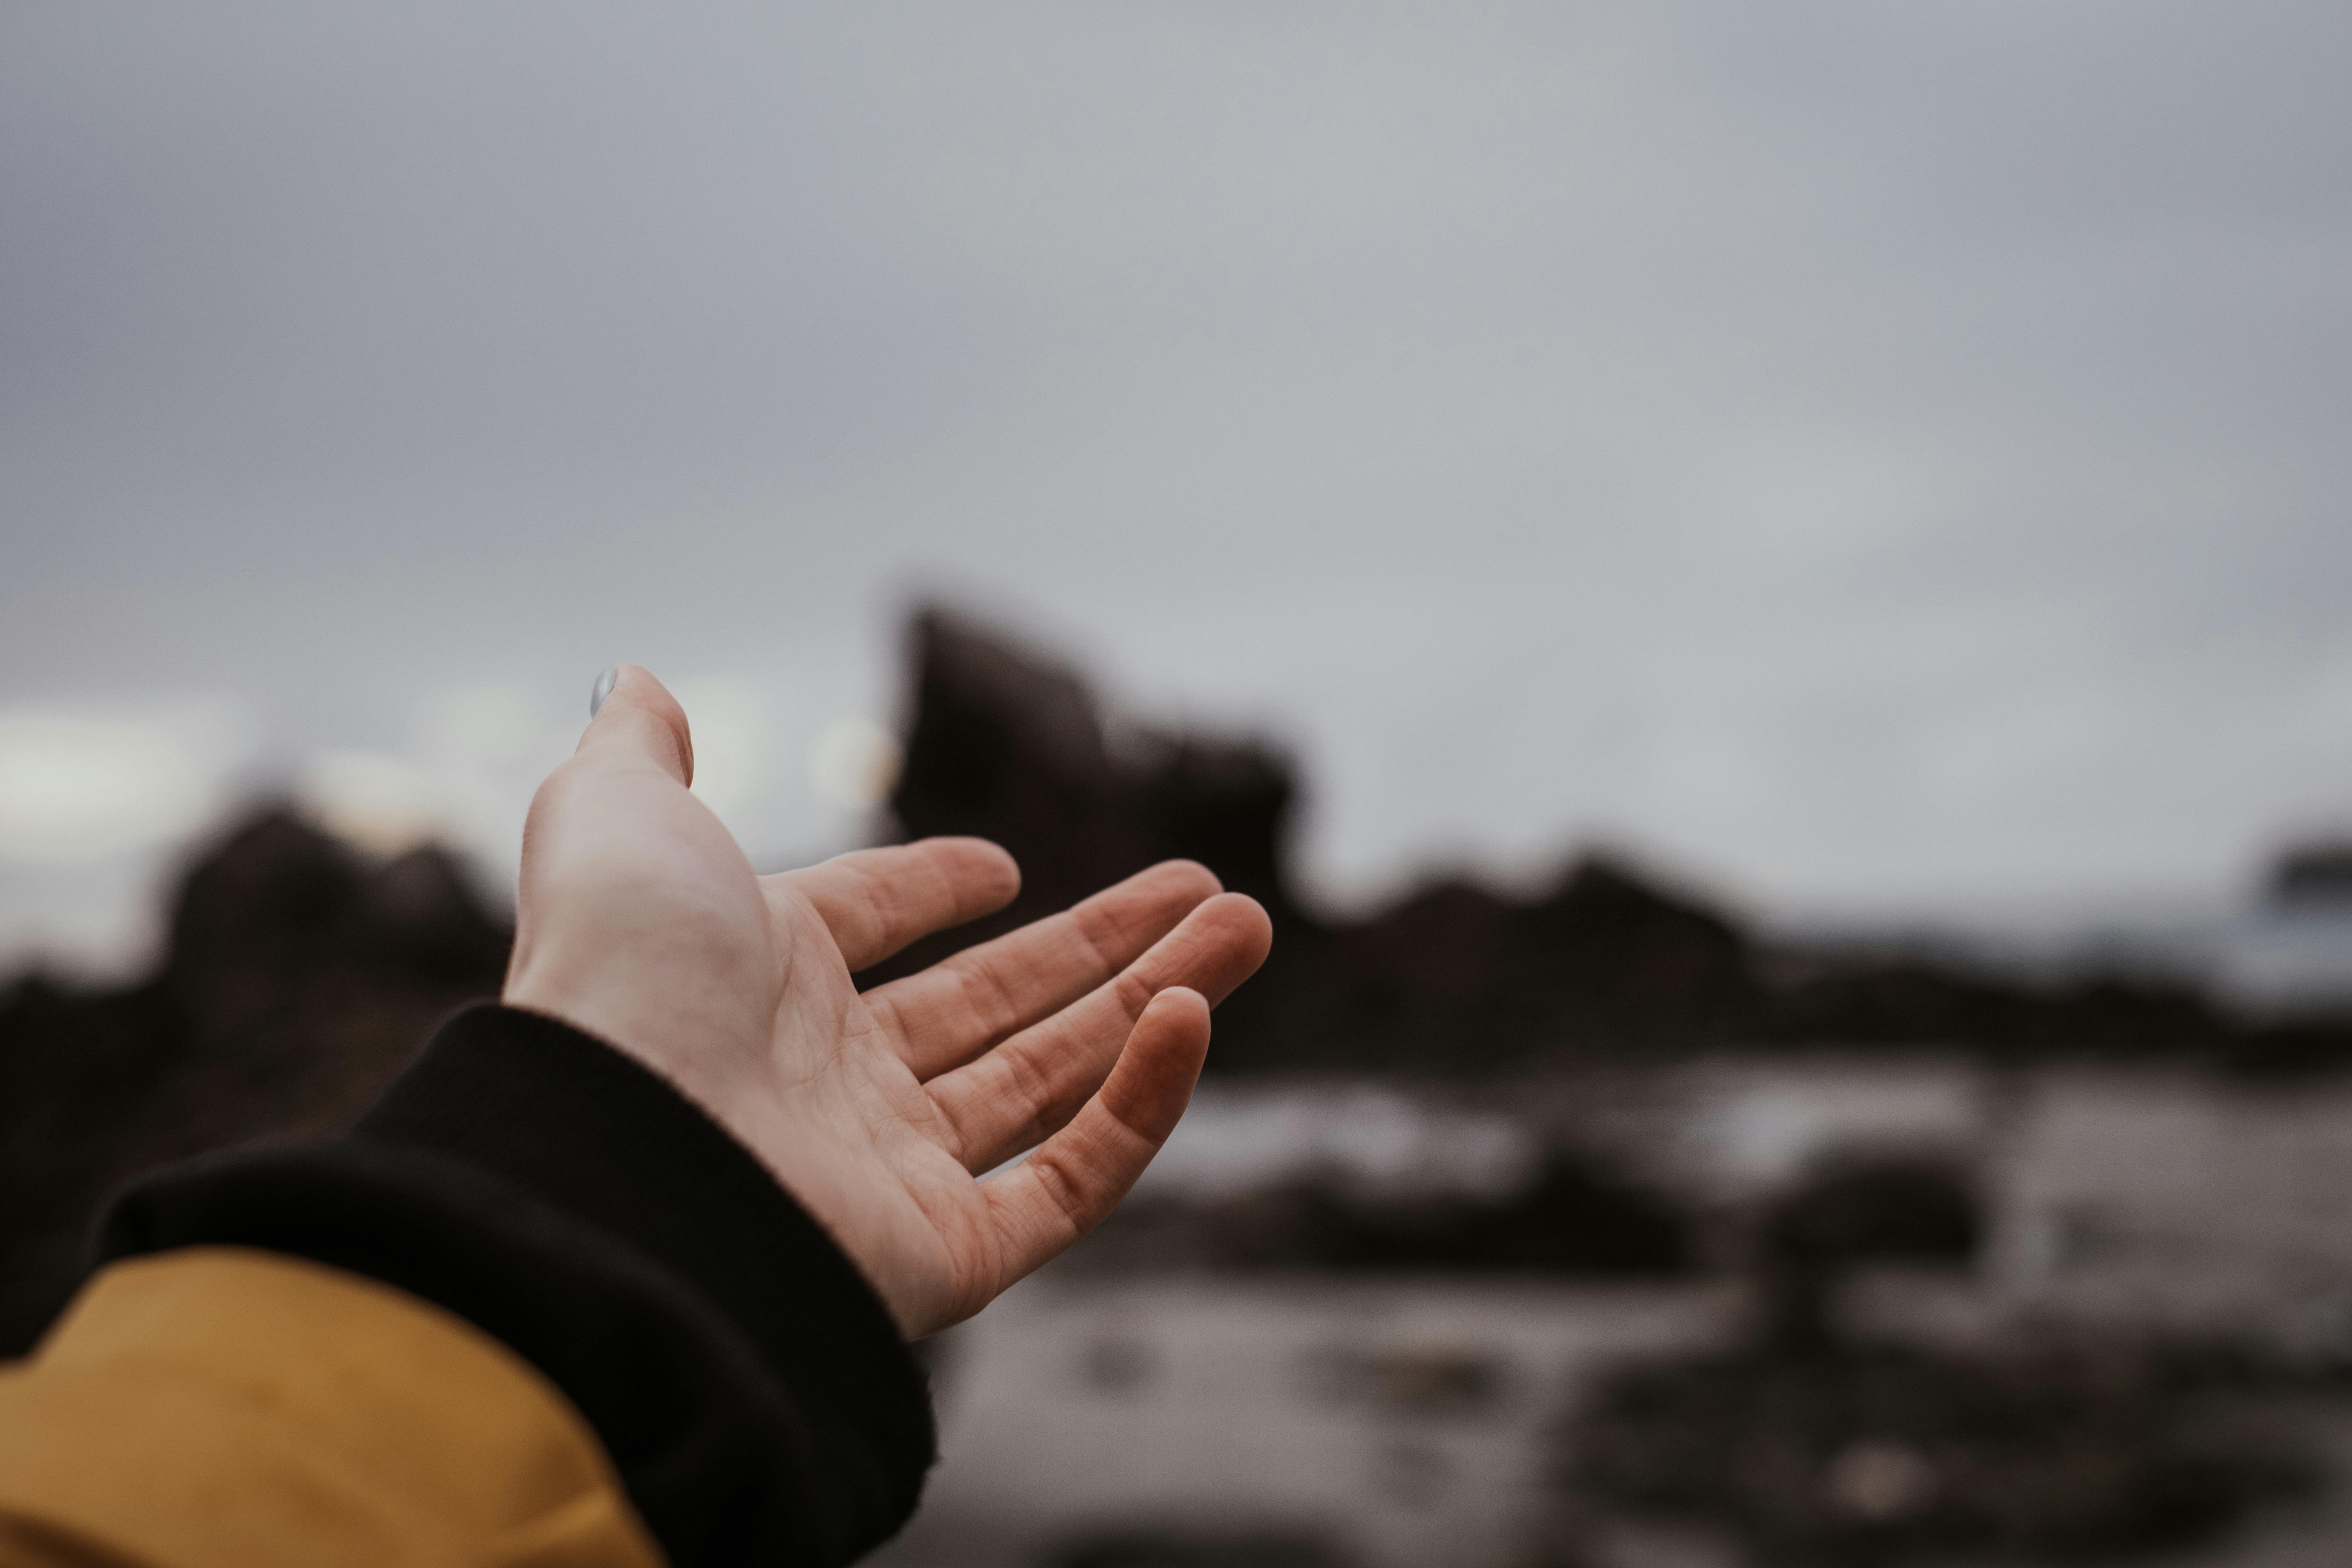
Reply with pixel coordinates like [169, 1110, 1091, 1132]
[98, 1003, 935, 1568]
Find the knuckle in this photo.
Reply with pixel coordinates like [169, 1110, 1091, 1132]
[950, 955, 1023, 1038]
[1025, 1147, 1094, 1231]
[1068, 900, 1124, 967]
[1112, 967, 1156, 1023]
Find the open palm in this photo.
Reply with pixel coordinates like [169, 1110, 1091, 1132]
[502, 667, 1272, 1337]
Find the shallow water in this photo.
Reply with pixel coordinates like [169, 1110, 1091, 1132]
[879, 1061, 2352, 1568]
[879, 1276, 1738, 1568]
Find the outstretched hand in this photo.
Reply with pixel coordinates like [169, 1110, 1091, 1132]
[502, 666, 1272, 1338]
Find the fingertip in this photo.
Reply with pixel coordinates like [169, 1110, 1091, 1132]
[1144, 983, 1211, 1025]
[1155, 858, 1225, 899]
[1206, 892, 1274, 969]
[580, 664, 695, 786]
[927, 836, 1021, 908]
[1142, 985, 1213, 1074]
[1109, 985, 1211, 1138]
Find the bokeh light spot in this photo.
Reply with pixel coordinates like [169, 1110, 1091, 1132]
[808, 718, 901, 812]
[669, 675, 778, 821]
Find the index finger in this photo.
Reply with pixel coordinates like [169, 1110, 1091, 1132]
[774, 838, 1020, 972]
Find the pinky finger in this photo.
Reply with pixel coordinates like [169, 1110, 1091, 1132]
[980, 986, 1211, 1291]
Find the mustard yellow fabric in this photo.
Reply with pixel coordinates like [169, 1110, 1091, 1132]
[0, 1247, 665, 1568]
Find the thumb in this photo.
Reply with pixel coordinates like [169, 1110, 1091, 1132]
[578, 664, 695, 787]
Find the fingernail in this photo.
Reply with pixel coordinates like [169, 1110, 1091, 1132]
[590, 668, 618, 717]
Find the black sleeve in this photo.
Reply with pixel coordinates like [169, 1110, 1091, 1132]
[95, 1003, 936, 1568]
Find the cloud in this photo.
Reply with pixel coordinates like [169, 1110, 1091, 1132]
[0, 697, 254, 972]
[0, 702, 248, 866]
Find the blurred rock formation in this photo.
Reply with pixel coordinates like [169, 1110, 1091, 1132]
[881, 607, 2352, 1076]
[2271, 840, 2352, 908]
[0, 810, 508, 1351]
[1070, 1151, 1697, 1280]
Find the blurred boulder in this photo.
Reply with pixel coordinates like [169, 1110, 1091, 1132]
[1753, 959, 2237, 1061]
[1281, 1153, 1698, 1277]
[0, 807, 508, 1351]
[1046, 1528, 1354, 1568]
[2271, 840, 2352, 907]
[1761, 1159, 1982, 1277]
[1073, 1152, 1697, 1280]
[1755, 1158, 1984, 1352]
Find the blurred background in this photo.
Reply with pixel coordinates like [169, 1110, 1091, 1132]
[7, 4, 2352, 1565]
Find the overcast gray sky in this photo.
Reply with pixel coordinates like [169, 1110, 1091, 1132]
[4, 2, 2350, 966]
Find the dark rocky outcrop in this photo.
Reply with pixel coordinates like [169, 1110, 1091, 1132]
[1069, 1152, 1698, 1280]
[1753, 1158, 1983, 1353]
[2272, 840, 2352, 907]
[0, 810, 509, 1351]
[879, 606, 1304, 952]
[1047, 1529, 1354, 1568]
[880, 607, 2352, 1076]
